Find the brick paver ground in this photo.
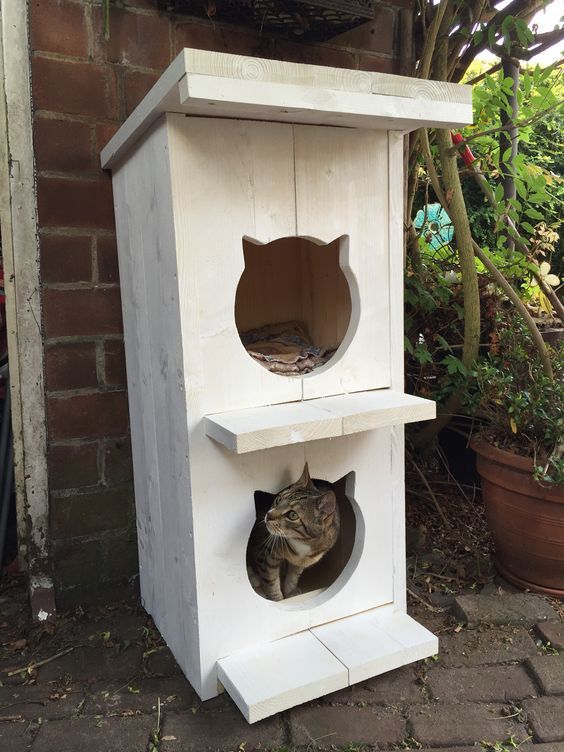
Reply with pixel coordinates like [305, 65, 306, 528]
[1, 583, 563, 751]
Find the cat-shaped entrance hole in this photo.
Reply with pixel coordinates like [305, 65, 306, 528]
[235, 236, 358, 377]
[246, 470, 360, 609]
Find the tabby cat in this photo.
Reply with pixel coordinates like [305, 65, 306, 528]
[247, 463, 340, 601]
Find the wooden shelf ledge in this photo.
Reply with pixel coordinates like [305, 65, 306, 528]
[217, 609, 437, 722]
[204, 389, 435, 453]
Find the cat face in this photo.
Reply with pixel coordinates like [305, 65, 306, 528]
[265, 463, 337, 542]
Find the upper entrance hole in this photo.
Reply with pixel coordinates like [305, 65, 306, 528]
[235, 236, 355, 377]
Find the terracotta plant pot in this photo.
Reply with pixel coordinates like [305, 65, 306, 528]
[471, 437, 564, 597]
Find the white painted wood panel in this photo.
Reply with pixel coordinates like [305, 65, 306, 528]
[112, 123, 202, 693]
[178, 73, 473, 133]
[388, 131, 409, 611]
[294, 126, 390, 400]
[167, 115, 302, 414]
[218, 630, 348, 722]
[205, 390, 435, 453]
[312, 609, 438, 684]
[101, 49, 472, 169]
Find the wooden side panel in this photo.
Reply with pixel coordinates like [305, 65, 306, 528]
[217, 630, 348, 723]
[388, 131, 411, 612]
[294, 126, 390, 399]
[112, 121, 201, 688]
[168, 115, 302, 414]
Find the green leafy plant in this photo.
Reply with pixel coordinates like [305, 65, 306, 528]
[465, 312, 564, 484]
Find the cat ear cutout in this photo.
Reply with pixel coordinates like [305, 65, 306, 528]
[234, 235, 359, 379]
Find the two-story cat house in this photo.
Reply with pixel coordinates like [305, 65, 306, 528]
[101, 48, 472, 722]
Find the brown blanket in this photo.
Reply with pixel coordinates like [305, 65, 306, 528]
[241, 321, 336, 375]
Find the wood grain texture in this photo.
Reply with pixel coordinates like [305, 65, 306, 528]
[388, 131, 409, 611]
[217, 630, 348, 722]
[312, 608, 438, 685]
[294, 125, 390, 400]
[205, 390, 435, 453]
[101, 48, 473, 169]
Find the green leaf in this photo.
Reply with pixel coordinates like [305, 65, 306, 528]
[520, 221, 536, 235]
[442, 355, 468, 376]
[525, 207, 544, 221]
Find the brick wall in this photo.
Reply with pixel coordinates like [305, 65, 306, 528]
[29, 0, 405, 591]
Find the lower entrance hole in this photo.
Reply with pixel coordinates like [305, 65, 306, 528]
[246, 469, 358, 606]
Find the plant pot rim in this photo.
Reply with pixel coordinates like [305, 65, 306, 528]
[470, 435, 537, 473]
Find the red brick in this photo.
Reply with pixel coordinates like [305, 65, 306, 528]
[358, 53, 398, 73]
[30, 0, 89, 58]
[174, 21, 261, 56]
[53, 538, 103, 587]
[97, 234, 120, 283]
[104, 438, 133, 485]
[34, 117, 94, 174]
[43, 287, 123, 337]
[331, 11, 397, 56]
[51, 488, 132, 538]
[124, 69, 160, 116]
[48, 390, 129, 440]
[93, 6, 171, 69]
[45, 341, 99, 391]
[104, 339, 127, 386]
[32, 56, 117, 119]
[269, 39, 355, 69]
[40, 234, 92, 284]
[37, 176, 115, 230]
[96, 122, 120, 155]
[48, 442, 100, 490]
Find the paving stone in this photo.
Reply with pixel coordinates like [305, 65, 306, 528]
[143, 646, 182, 676]
[0, 720, 34, 750]
[427, 664, 537, 703]
[523, 697, 564, 742]
[437, 626, 539, 667]
[536, 623, 564, 651]
[527, 655, 564, 695]
[323, 666, 425, 706]
[85, 676, 198, 716]
[418, 748, 480, 752]
[290, 704, 406, 748]
[160, 706, 284, 751]
[409, 702, 529, 747]
[62, 613, 148, 646]
[520, 745, 564, 752]
[37, 645, 144, 683]
[31, 715, 155, 752]
[453, 594, 558, 628]
[0, 683, 85, 720]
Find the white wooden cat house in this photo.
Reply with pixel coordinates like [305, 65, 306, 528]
[101, 49, 472, 723]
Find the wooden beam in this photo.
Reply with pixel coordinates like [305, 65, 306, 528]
[101, 48, 473, 169]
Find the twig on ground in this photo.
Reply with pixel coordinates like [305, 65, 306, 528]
[6, 646, 75, 677]
[407, 587, 446, 613]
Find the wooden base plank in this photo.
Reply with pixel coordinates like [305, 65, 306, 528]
[205, 389, 435, 453]
[312, 609, 438, 685]
[217, 631, 348, 723]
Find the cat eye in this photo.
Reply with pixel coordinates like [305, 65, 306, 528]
[286, 511, 299, 520]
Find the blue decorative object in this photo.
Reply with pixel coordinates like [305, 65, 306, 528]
[414, 203, 454, 251]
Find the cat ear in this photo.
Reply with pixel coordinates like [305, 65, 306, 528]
[319, 491, 337, 518]
[298, 462, 316, 492]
